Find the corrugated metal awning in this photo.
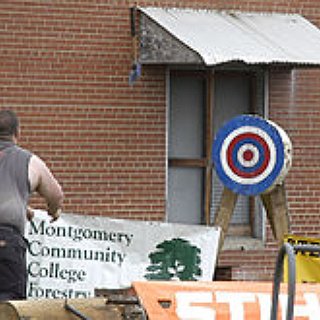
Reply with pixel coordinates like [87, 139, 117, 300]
[138, 7, 320, 66]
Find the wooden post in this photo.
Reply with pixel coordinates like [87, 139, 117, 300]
[213, 187, 238, 251]
[260, 183, 290, 243]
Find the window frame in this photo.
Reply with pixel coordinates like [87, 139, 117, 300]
[167, 67, 266, 239]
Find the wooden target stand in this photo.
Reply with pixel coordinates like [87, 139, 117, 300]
[214, 183, 289, 251]
[212, 115, 292, 251]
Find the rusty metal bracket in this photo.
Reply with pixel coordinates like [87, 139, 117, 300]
[95, 288, 147, 319]
[105, 295, 147, 320]
[64, 299, 91, 320]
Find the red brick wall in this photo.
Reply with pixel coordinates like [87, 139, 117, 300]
[271, 68, 320, 237]
[0, 1, 167, 219]
[1, 0, 320, 281]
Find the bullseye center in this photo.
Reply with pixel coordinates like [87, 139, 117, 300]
[243, 150, 254, 161]
[237, 144, 259, 168]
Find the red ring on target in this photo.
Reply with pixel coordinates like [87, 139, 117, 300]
[227, 132, 270, 178]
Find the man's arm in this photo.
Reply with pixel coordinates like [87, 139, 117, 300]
[28, 154, 64, 221]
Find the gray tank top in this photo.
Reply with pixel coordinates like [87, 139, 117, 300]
[0, 141, 32, 234]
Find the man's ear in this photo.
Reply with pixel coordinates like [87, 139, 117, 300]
[15, 127, 21, 139]
[13, 127, 20, 142]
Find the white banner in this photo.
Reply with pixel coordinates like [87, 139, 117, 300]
[25, 210, 220, 299]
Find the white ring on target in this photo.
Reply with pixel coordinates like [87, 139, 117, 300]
[237, 144, 259, 168]
[220, 126, 277, 185]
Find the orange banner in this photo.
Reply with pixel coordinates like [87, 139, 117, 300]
[133, 281, 320, 319]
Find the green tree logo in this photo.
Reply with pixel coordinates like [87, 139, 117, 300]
[145, 238, 202, 281]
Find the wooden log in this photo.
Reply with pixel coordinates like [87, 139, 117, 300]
[0, 298, 123, 320]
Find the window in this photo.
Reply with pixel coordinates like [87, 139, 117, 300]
[167, 68, 266, 239]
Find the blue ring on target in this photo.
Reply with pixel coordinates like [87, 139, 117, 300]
[212, 115, 285, 196]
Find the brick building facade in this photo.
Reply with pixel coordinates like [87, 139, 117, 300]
[1, 0, 320, 281]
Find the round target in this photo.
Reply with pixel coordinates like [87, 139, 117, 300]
[212, 115, 291, 196]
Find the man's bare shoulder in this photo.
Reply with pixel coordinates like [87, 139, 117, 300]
[28, 154, 56, 192]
